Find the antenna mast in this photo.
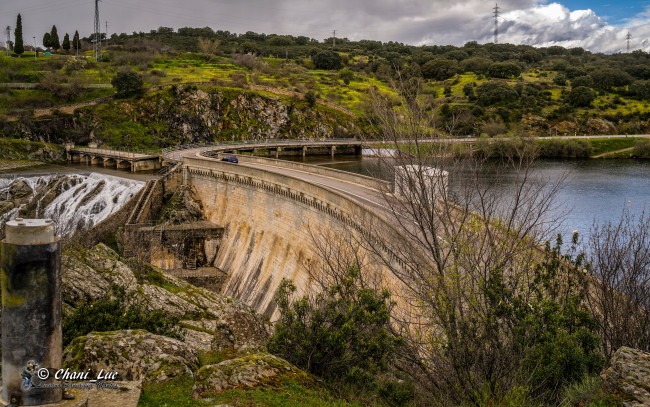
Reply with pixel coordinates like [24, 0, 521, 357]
[332, 30, 336, 49]
[493, 3, 500, 44]
[94, 0, 102, 61]
[626, 31, 631, 52]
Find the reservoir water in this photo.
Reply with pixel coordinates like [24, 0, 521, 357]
[286, 155, 650, 243]
[2, 157, 648, 243]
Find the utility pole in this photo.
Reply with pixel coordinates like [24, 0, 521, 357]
[105, 21, 108, 48]
[33, 36, 36, 61]
[94, 0, 102, 61]
[5, 26, 10, 56]
[493, 3, 500, 44]
[332, 30, 336, 49]
[626, 31, 631, 52]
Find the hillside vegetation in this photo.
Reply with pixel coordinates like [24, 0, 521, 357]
[2, 27, 650, 146]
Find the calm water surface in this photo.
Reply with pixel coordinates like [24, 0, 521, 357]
[5, 158, 649, 242]
[287, 155, 650, 241]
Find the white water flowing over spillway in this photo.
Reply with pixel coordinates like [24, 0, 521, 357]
[0, 173, 145, 238]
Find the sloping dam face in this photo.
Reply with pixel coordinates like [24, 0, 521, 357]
[188, 168, 339, 319]
[184, 159, 404, 320]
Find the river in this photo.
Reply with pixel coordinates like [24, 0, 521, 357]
[285, 155, 650, 243]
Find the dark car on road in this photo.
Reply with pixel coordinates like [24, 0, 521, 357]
[220, 155, 238, 163]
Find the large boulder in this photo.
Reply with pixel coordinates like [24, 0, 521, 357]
[63, 330, 199, 385]
[600, 347, 650, 407]
[191, 353, 312, 398]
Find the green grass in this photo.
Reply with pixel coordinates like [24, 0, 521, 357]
[588, 137, 642, 155]
[138, 378, 381, 407]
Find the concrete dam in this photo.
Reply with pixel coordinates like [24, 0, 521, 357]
[118, 140, 414, 319]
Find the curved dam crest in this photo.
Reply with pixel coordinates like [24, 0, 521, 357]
[179, 153, 408, 320]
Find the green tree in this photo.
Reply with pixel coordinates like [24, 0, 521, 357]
[73, 30, 81, 54]
[487, 61, 522, 78]
[111, 71, 144, 98]
[629, 80, 650, 100]
[268, 267, 401, 384]
[42, 32, 51, 49]
[49, 25, 60, 51]
[313, 50, 342, 70]
[62, 33, 70, 52]
[568, 86, 596, 107]
[475, 80, 519, 106]
[13, 14, 24, 56]
[421, 58, 458, 80]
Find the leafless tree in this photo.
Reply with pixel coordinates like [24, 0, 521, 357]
[587, 209, 650, 358]
[360, 76, 571, 404]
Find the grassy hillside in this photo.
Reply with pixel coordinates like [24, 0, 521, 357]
[2, 30, 650, 141]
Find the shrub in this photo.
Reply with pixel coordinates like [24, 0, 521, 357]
[313, 50, 342, 70]
[422, 59, 458, 80]
[571, 76, 593, 89]
[267, 267, 401, 384]
[487, 61, 521, 78]
[634, 139, 650, 158]
[568, 86, 596, 107]
[304, 90, 316, 107]
[539, 139, 593, 158]
[111, 71, 144, 98]
[62, 284, 181, 346]
[475, 81, 518, 106]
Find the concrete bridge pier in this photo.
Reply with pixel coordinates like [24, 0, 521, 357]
[302, 146, 308, 158]
[103, 157, 117, 167]
[90, 156, 102, 166]
[117, 160, 131, 170]
[330, 145, 336, 158]
[69, 154, 81, 163]
[275, 147, 282, 159]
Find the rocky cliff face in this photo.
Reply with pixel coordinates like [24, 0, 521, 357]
[58, 243, 310, 397]
[2, 86, 360, 146]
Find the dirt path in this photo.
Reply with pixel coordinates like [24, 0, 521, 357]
[591, 146, 635, 158]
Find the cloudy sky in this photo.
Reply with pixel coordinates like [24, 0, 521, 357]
[1, 0, 649, 53]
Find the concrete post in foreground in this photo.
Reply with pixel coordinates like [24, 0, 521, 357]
[1, 219, 62, 405]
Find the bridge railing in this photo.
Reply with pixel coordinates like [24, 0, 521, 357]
[161, 137, 362, 155]
[71, 146, 161, 159]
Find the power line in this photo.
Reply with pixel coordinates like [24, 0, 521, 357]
[493, 2, 500, 44]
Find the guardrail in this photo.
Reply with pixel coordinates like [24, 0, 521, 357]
[214, 152, 392, 192]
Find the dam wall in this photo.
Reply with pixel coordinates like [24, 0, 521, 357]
[183, 156, 408, 319]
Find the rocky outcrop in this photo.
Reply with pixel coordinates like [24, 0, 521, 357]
[3, 86, 359, 146]
[587, 118, 617, 135]
[600, 347, 650, 407]
[191, 353, 312, 398]
[62, 244, 272, 351]
[63, 330, 199, 384]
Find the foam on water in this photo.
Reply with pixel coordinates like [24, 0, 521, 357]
[1, 173, 144, 237]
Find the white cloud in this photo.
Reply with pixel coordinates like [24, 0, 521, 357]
[1, 0, 649, 53]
